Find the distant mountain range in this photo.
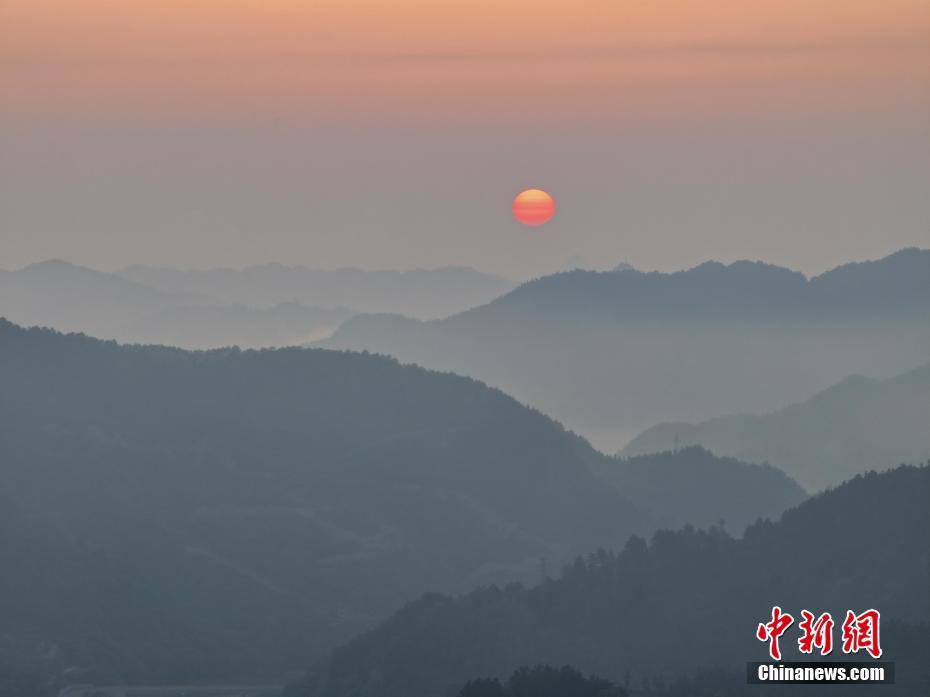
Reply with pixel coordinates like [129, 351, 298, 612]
[301, 465, 930, 697]
[0, 320, 803, 684]
[622, 362, 930, 491]
[324, 249, 930, 454]
[0, 261, 514, 350]
[0, 260, 352, 349]
[118, 263, 516, 319]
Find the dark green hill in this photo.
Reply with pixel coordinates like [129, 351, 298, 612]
[595, 446, 804, 531]
[304, 465, 930, 697]
[0, 320, 802, 684]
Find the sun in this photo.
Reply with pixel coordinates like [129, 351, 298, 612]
[513, 188, 556, 226]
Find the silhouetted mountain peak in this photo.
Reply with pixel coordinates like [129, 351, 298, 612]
[478, 250, 924, 316]
[808, 247, 930, 307]
[22, 258, 76, 271]
[9, 259, 166, 300]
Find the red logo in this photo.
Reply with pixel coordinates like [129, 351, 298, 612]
[756, 607, 881, 660]
[842, 609, 882, 659]
[798, 610, 834, 655]
[756, 606, 794, 660]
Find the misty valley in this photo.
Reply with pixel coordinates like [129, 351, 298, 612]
[1, 250, 928, 697]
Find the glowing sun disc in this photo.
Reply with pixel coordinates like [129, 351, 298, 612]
[513, 188, 556, 226]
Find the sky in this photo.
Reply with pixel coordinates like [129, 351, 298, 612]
[1, 0, 929, 279]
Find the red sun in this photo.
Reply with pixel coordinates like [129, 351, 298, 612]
[513, 188, 556, 226]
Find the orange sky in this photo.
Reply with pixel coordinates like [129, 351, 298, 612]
[2, 0, 928, 276]
[2, 0, 928, 124]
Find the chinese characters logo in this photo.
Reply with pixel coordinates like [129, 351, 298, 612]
[756, 606, 881, 660]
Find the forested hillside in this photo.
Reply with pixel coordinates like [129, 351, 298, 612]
[0, 320, 802, 685]
[303, 465, 930, 697]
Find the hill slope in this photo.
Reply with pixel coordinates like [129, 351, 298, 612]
[0, 320, 802, 684]
[324, 249, 930, 453]
[622, 363, 930, 490]
[594, 447, 804, 531]
[304, 465, 930, 697]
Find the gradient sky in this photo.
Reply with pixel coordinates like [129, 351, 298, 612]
[1, 0, 928, 277]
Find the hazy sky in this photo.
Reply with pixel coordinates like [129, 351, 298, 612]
[2, 0, 928, 278]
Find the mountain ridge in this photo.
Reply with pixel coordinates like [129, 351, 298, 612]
[621, 362, 930, 490]
[0, 260, 516, 349]
[0, 319, 803, 683]
[324, 248, 930, 451]
[118, 263, 516, 319]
